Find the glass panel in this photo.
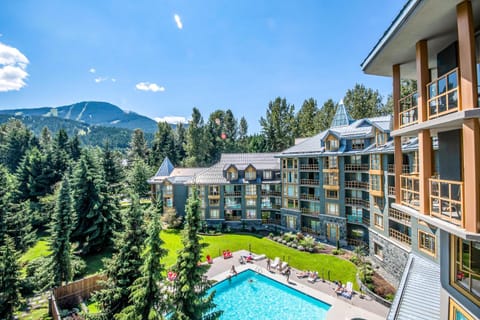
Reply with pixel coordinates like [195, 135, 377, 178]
[438, 77, 447, 94]
[448, 71, 458, 90]
[439, 95, 447, 113]
[448, 91, 458, 110]
[429, 100, 437, 116]
[429, 83, 437, 98]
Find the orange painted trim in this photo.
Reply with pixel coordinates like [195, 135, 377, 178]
[394, 136, 402, 204]
[393, 64, 401, 130]
[418, 129, 432, 215]
[416, 40, 429, 123]
[462, 119, 480, 233]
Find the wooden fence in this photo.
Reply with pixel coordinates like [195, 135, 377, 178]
[49, 274, 106, 319]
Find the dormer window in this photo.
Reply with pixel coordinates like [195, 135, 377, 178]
[351, 139, 364, 150]
[226, 166, 238, 180]
[245, 165, 257, 180]
[263, 170, 272, 179]
[326, 136, 339, 151]
[376, 132, 387, 146]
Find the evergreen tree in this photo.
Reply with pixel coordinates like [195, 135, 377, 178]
[151, 122, 176, 168]
[238, 116, 248, 152]
[95, 195, 146, 318]
[69, 134, 82, 161]
[0, 235, 21, 319]
[343, 83, 384, 119]
[128, 129, 149, 163]
[246, 134, 267, 153]
[223, 109, 238, 153]
[175, 122, 187, 166]
[39, 126, 52, 152]
[0, 119, 33, 173]
[184, 108, 207, 167]
[296, 98, 318, 137]
[314, 99, 337, 132]
[49, 176, 73, 286]
[116, 199, 168, 320]
[170, 187, 221, 320]
[127, 159, 152, 198]
[259, 97, 296, 152]
[102, 141, 124, 194]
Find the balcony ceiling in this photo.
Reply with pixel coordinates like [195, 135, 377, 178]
[361, 0, 480, 79]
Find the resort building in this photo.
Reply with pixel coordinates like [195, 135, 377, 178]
[362, 0, 480, 319]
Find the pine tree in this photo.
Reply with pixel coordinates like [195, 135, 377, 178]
[102, 141, 124, 193]
[259, 97, 296, 152]
[116, 199, 168, 320]
[127, 159, 152, 198]
[343, 83, 384, 119]
[128, 129, 149, 163]
[314, 99, 337, 132]
[49, 176, 73, 286]
[296, 98, 318, 137]
[39, 126, 52, 152]
[95, 195, 146, 318]
[170, 186, 221, 320]
[238, 117, 248, 152]
[223, 109, 238, 153]
[0, 119, 33, 173]
[0, 235, 21, 319]
[184, 108, 208, 167]
[175, 122, 187, 166]
[151, 122, 177, 168]
[69, 134, 82, 161]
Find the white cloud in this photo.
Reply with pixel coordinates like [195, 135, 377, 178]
[135, 82, 165, 92]
[154, 116, 188, 124]
[0, 42, 29, 92]
[111, 78, 116, 82]
[89, 68, 96, 73]
[174, 14, 183, 29]
[94, 76, 108, 83]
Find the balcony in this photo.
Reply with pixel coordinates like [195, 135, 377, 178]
[224, 191, 241, 197]
[300, 208, 320, 216]
[261, 190, 281, 197]
[300, 164, 319, 171]
[347, 215, 370, 225]
[345, 181, 369, 190]
[389, 208, 411, 226]
[344, 164, 369, 172]
[389, 228, 412, 246]
[208, 193, 220, 199]
[400, 174, 420, 210]
[262, 219, 281, 226]
[261, 203, 281, 210]
[387, 164, 416, 175]
[388, 186, 396, 197]
[300, 179, 320, 186]
[427, 68, 459, 120]
[399, 91, 418, 128]
[300, 194, 320, 201]
[345, 197, 369, 208]
[430, 178, 463, 227]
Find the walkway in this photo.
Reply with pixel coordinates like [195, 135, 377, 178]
[206, 250, 389, 320]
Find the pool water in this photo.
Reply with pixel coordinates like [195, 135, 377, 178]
[209, 269, 331, 320]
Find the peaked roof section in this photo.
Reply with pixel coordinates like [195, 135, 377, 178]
[331, 100, 354, 128]
[388, 253, 440, 320]
[154, 157, 174, 177]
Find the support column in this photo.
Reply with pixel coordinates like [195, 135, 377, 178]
[462, 119, 480, 232]
[393, 64, 401, 130]
[418, 130, 432, 214]
[457, 0, 478, 110]
[394, 136, 402, 204]
[416, 40, 429, 122]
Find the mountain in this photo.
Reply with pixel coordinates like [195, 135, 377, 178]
[0, 114, 153, 149]
[0, 101, 158, 133]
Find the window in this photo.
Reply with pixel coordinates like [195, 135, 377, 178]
[165, 198, 173, 208]
[245, 184, 256, 196]
[286, 215, 297, 229]
[373, 196, 384, 210]
[325, 202, 339, 216]
[164, 184, 173, 194]
[374, 213, 384, 229]
[325, 156, 338, 169]
[261, 197, 271, 208]
[419, 231, 436, 256]
[350, 155, 362, 165]
[376, 132, 387, 146]
[209, 209, 219, 219]
[374, 242, 384, 259]
[283, 158, 298, 169]
[245, 167, 256, 180]
[449, 298, 475, 320]
[287, 185, 297, 197]
[452, 237, 480, 301]
[246, 209, 256, 219]
[324, 173, 339, 186]
[326, 138, 339, 151]
[226, 168, 238, 180]
[209, 199, 220, 206]
[246, 198, 256, 207]
[209, 185, 219, 195]
[263, 170, 272, 179]
[284, 198, 298, 209]
[351, 139, 365, 150]
[325, 190, 338, 199]
[370, 175, 382, 191]
[370, 154, 381, 170]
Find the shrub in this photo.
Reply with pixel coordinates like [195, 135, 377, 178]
[300, 235, 316, 251]
[296, 232, 304, 241]
[283, 232, 295, 242]
[161, 209, 183, 229]
[332, 249, 345, 255]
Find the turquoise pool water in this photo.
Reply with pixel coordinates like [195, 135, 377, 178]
[209, 269, 331, 320]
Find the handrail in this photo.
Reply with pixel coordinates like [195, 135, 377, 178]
[399, 91, 418, 128]
[300, 164, 319, 171]
[389, 208, 411, 225]
[300, 194, 321, 201]
[300, 179, 320, 185]
[389, 228, 412, 246]
[345, 163, 369, 171]
[400, 174, 420, 210]
[345, 197, 370, 208]
[429, 177, 463, 227]
[300, 207, 320, 216]
[427, 68, 459, 120]
[345, 181, 369, 189]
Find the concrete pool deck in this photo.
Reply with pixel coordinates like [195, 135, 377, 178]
[206, 250, 389, 320]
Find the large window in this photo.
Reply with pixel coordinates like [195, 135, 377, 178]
[245, 168, 256, 180]
[452, 237, 480, 302]
[209, 199, 219, 206]
[326, 138, 339, 151]
[351, 139, 365, 150]
[209, 209, 220, 219]
[374, 213, 384, 230]
[209, 185, 219, 195]
[286, 215, 297, 229]
[325, 202, 339, 216]
[263, 170, 272, 179]
[246, 198, 256, 207]
[246, 209, 256, 219]
[449, 298, 475, 320]
[419, 231, 436, 256]
[370, 174, 382, 191]
[370, 154, 381, 170]
[325, 156, 338, 169]
[325, 190, 338, 199]
[245, 184, 256, 196]
[376, 132, 387, 146]
[350, 155, 361, 165]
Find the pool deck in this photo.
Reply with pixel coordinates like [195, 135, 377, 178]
[206, 250, 389, 320]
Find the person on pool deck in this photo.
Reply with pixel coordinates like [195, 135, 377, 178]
[230, 265, 237, 275]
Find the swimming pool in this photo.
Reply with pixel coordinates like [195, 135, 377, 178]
[209, 269, 331, 320]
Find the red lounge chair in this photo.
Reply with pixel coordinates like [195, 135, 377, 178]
[207, 255, 213, 264]
[167, 271, 177, 281]
[223, 250, 233, 259]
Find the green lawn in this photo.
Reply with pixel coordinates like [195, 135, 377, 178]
[19, 237, 51, 265]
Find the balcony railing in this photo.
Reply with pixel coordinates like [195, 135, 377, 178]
[399, 91, 418, 128]
[347, 215, 370, 225]
[208, 194, 220, 199]
[345, 197, 369, 208]
[300, 164, 319, 171]
[387, 164, 395, 174]
[261, 204, 281, 210]
[262, 219, 281, 226]
[224, 191, 242, 197]
[345, 181, 369, 189]
[427, 68, 459, 120]
[300, 194, 321, 201]
[300, 208, 320, 216]
[388, 186, 396, 197]
[224, 202, 241, 209]
[344, 164, 369, 172]
[387, 164, 416, 174]
[400, 174, 420, 210]
[261, 190, 281, 197]
[389, 208, 411, 225]
[389, 228, 412, 246]
[301, 227, 321, 236]
[300, 179, 320, 186]
[225, 216, 242, 221]
[430, 178, 463, 227]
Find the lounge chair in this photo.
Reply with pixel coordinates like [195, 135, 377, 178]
[296, 270, 309, 278]
[278, 262, 288, 273]
[223, 250, 233, 259]
[206, 255, 213, 264]
[252, 253, 266, 261]
[341, 281, 353, 299]
[307, 271, 318, 283]
[270, 257, 280, 269]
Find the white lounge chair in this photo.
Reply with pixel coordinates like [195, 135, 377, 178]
[341, 281, 353, 299]
[307, 271, 318, 283]
[252, 253, 266, 261]
[278, 261, 288, 273]
[270, 257, 280, 269]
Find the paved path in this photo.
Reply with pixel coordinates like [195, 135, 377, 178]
[206, 250, 389, 320]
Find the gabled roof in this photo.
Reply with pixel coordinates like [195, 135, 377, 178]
[331, 100, 354, 127]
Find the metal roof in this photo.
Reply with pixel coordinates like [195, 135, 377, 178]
[154, 157, 174, 178]
[331, 100, 354, 127]
[388, 253, 440, 320]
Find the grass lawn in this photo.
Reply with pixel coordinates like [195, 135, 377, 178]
[19, 237, 51, 265]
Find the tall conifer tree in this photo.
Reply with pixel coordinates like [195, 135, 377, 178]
[0, 235, 21, 319]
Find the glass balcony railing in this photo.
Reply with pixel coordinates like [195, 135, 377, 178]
[400, 174, 420, 210]
[430, 178, 463, 227]
[427, 68, 459, 120]
[347, 215, 370, 225]
[399, 91, 418, 128]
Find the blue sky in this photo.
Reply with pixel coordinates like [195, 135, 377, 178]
[0, 0, 404, 133]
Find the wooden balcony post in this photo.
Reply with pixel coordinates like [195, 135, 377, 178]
[419, 129, 432, 214]
[457, 0, 478, 110]
[393, 64, 401, 130]
[416, 40, 429, 122]
[462, 119, 480, 232]
[394, 136, 402, 203]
